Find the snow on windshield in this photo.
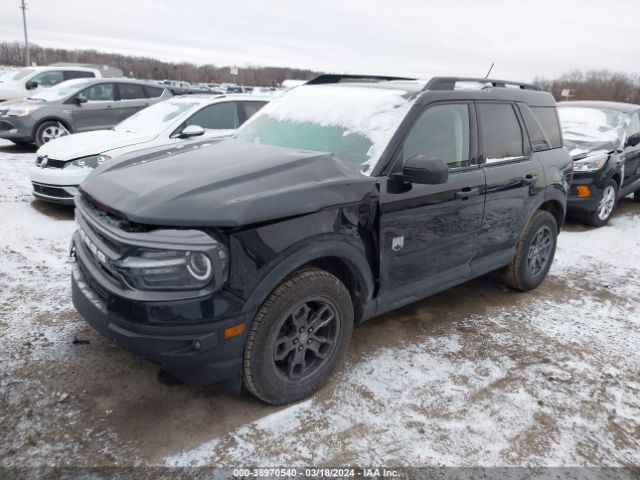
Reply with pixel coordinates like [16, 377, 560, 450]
[558, 107, 627, 152]
[235, 85, 415, 175]
[115, 100, 200, 134]
[30, 79, 93, 101]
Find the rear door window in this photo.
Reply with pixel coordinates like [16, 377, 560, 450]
[144, 85, 164, 98]
[478, 103, 525, 163]
[118, 83, 146, 100]
[185, 102, 239, 130]
[239, 101, 267, 123]
[82, 83, 115, 101]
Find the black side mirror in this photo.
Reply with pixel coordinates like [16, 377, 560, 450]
[627, 133, 640, 148]
[75, 94, 88, 105]
[398, 155, 449, 185]
[25, 80, 38, 90]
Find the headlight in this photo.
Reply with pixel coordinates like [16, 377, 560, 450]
[111, 242, 228, 291]
[6, 106, 40, 116]
[573, 154, 609, 172]
[97, 154, 112, 164]
[67, 155, 108, 169]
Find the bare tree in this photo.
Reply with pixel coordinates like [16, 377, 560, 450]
[534, 70, 640, 104]
[0, 41, 320, 86]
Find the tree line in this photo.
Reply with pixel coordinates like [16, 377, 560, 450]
[3, 41, 639, 100]
[534, 71, 640, 104]
[0, 41, 320, 86]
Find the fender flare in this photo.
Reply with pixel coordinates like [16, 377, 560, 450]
[241, 234, 375, 322]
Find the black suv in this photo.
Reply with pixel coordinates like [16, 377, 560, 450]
[558, 101, 640, 226]
[71, 75, 572, 404]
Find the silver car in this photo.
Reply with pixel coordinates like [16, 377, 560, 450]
[0, 78, 172, 146]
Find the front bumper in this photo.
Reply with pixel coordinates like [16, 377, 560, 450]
[72, 260, 248, 385]
[0, 114, 34, 142]
[566, 173, 606, 216]
[70, 199, 249, 386]
[29, 165, 91, 205]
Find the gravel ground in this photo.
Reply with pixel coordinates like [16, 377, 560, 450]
[0, 139, 638, 469]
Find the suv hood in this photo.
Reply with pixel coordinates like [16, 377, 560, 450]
[38, 130, 157, 161]
[81, 139, 378, 227]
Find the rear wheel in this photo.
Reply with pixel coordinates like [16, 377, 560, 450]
[243, 268, 353, 405]
[34, 121, 70, 147]
[587, 181, 617, 227]
[503, 210, 558, 291]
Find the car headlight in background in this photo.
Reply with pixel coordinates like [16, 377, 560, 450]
[111, 241, 228, 291]
[573, 153, 609, 172]
[97, 154, 112, 164]
[6, 106, 40, 116]
[68, 154, 110, 169]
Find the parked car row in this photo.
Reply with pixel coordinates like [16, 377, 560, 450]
[29, 94, 269, 203]
[558, 101, 640, 226]
[1, 78, 172, 146]
[0, 64, 122, 102]
[16, 73, 640, 406]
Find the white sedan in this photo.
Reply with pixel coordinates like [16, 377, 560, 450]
[28, 94, 269, 205]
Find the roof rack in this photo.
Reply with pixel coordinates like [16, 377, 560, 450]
[424, 77, 539, 91]
[307, 74, 417, 85]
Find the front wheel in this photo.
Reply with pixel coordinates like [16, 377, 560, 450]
[243, 268, 353, 405]
[34, 120, 70, 147]
[587, 181, 617, 227]
[503, 210, 558, 291]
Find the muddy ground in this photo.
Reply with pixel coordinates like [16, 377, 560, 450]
[0, 139, 638, 469]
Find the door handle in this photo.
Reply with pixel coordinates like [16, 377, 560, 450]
[455, 187, 481, 200]
[521, 175, 539, 186]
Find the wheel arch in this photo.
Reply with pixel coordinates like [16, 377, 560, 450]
[242, 236, 376, 326]
[539, 199, 565, 228]
[32, 117, 73, 141]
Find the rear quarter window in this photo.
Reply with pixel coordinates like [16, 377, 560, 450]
[64, 70, 95, 80]
[144, 85, 165, 98]
[531, 107, 563, 148]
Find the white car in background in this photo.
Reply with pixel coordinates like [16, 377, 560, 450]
[0, 65, 112, 102]
[28, 94, 269, 204]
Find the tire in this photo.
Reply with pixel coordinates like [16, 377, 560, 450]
[243, 268, 354, 405]
[34, 120, 70, 147]
[587, 180, 617, 227]
[633, 190, 640, 202]
[503, 210, 558, 291]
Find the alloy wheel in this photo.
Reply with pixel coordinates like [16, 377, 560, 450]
[41, 123, 70, 144]
[527, 225, 553, 277]
[597, 185, 616, 221]
[272, 297, 340, 382]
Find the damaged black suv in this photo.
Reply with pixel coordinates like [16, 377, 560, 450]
[71, 75, 572, 404]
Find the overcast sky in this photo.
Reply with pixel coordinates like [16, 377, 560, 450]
[1, 0, 638, 81]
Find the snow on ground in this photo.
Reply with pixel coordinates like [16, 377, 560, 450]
[0, 138, 638, 468]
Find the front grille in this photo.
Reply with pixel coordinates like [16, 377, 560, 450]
[75, 206, 129, 290]
[0, 120, 12, 131]
[82, 193, 149, 233]
[32, 183, 73, 198]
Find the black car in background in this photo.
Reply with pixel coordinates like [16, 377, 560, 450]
[71, 75, 572, 404]
[558, 101, 640, 226]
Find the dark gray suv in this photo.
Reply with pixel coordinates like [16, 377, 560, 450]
[0, 78, 172, 146]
